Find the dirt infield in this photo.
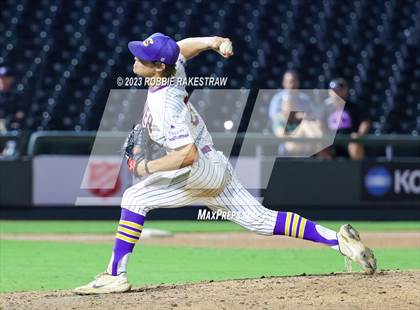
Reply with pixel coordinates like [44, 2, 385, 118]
[1, 232, 418, 309]
[1, 270, 418, 310]
[1, 231, 419, 248]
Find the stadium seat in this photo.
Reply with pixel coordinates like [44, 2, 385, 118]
[0, 0, 418, 133]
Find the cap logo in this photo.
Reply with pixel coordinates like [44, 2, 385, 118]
[143, 38, 154, 47]
[160, 57, 165, 62]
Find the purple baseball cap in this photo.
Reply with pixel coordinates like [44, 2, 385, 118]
[128, 32, 180, 65]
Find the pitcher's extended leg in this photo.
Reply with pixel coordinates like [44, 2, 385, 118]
[273, 211, 338, 249]
[206, 175, 376, 273]
[207, 177, 338, 249]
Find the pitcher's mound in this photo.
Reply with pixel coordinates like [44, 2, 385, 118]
[1, 270, 418, 310]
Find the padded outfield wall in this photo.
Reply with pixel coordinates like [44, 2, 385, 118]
[0, 157, 418, 220]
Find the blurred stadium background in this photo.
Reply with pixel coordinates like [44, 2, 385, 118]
[0, 0, 419, 298]
[0, 0, 418, 218]
[0, 0, 419, 133]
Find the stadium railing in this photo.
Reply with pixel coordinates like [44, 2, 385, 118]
[23, 131, 420, 159]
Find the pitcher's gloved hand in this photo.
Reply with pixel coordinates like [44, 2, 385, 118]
[123, 124, 166, 177]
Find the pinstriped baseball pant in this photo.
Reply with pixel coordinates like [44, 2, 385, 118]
[122, 148, 278, 235]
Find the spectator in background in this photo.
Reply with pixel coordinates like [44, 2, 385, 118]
[268, 70, 323, 155]
[322, 78, 371, 160]
[0, 140, 17, 158]
[268, 70, 311, 137]
[0, 65, 25, 132]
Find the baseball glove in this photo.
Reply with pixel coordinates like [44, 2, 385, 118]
[123, 124, 166, 176]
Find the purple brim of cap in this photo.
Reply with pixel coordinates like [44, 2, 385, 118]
[128, 41, 155, 62]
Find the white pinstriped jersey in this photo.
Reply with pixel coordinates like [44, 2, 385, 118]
[141, 54, 213, 152]
[123, 54, 279, 236]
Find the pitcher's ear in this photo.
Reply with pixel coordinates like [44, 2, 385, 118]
[154, 62, 166, 72]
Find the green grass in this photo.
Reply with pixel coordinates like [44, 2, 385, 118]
[0, 220, 418, 292]
[0, 220, 419, 234]
[0, 239, 419, 292]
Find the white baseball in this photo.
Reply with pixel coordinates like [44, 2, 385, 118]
[219, 40, 233, 56]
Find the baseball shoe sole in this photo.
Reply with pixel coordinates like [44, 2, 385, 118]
[337, 224, 377, 274]
[73, 272, 132, 295]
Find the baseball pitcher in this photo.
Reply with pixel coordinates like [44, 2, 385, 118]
[74, 33, 376, 294]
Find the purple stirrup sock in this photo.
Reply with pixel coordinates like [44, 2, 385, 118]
[107, 208, 145, 276]
[273, 212, 338, 247]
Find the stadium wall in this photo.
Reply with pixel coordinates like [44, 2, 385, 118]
[0, 157, 418, 220]
[0, 159, 31, 206]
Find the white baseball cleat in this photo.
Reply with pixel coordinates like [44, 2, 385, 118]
[337, 224, 377, 274]
[73, 272, 131, 295]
